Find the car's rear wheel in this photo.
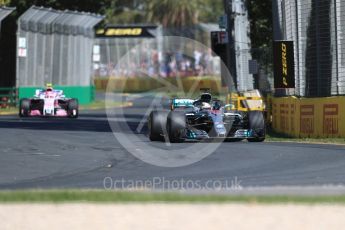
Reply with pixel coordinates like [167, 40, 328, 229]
[148, 111, 169, 141]
[68, 99, 79, 118]
[19, 99, 31, 117]
[167, 111, 186, 143]
[247, 111, 265, 142]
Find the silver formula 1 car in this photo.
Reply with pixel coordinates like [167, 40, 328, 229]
[148, 92, 265, 143]
[19, 85, 79, 118]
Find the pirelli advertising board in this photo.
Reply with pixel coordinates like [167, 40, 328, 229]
[96, 26, 157, 38]
[273, 41, 295, 88]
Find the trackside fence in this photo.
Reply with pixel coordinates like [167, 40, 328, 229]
[16, 6, 104, 104]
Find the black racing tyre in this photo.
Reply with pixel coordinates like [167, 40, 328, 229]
[167, 111, 186, 143]
[247, 111, 265, 142]
[148, 110, 169, 141]
[19, 98, 31, 117]
[68, 99, 79, 118]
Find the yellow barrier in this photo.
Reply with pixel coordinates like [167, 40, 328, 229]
[272, 97, 345, 138]
[226, 94, 265, 112]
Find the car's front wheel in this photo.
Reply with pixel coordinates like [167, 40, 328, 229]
[68, 99, 79, 118]
[247, 111, 265, 142]
[19, 98, 31, 117]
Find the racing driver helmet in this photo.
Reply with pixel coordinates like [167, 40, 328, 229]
[201, 102, 212, 110]
[46, 83, 53, 92]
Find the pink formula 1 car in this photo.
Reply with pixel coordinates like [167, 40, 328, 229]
[19, 86, 79, 118]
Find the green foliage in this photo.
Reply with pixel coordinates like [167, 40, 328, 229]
[6, 0, 223, 26]
[0, 0, 10, 6]
[104, 0, 145, 24]
[145, 0, 223, 27]
[246, 0, 272, 49]
[198, 0, 223, 23]
[145, 0, 200, 27]
[8, 0, 111, 16]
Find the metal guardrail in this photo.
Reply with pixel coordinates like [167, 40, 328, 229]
[0, 88, 17, 108]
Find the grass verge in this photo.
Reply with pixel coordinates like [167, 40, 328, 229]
[79, 100, 132, 110]
[1, 190, 345, 204]
[266, 130, 345, 145]
[0, 107, 17, 115]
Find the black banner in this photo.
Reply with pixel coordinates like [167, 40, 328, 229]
[211, 31, 227, 57]
[95, 26, 157, 38]
[273, 41, 295, 88]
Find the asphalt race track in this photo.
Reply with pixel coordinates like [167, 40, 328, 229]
[1, 94, 345, 194]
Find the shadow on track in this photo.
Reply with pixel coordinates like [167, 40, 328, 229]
[0, 112, 149, 134]
[0, 116, 111, 133]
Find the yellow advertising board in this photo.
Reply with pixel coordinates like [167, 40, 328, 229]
[272, 97, 345, 138]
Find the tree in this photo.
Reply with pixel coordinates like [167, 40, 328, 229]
[198, 0, 223, 23]
[0, 0, 10, 6]
[246, 0, 272, 49]
[145, 0, 200, 27]
[8, 0, 112, 16]
[245, 0, 273, 92]
[104, 0, 145, 24]
[5, 0, 223, 25]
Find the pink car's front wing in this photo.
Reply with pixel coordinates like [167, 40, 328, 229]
[29, 109, 68, 117]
